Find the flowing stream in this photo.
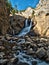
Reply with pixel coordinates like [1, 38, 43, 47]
[17, 19, 32, 37]
[14, 51, 49, 65]
[13, 19, 49, 65]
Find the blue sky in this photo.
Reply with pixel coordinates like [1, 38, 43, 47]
[10, 0, 39, 10]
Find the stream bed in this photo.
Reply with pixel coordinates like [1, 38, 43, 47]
[0, 35, 49, 65]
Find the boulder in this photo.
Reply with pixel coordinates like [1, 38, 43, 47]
[17, 62, 29, 65]
[0, 52, 5, 58]
[46, 58, 49, 62]
[0, 46, 5, 50]
[27, 48, 35, 55]
[32, 61, 37, 65]
[0, 59, 8, 64]
[11, 57, 19, 64]
[9, 15, 25, 34]
[47, 48, 49, 58]
[36, 48, 46, 59]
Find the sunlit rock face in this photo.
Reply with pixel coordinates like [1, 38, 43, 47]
[22, 7, 34, 18]
[34, 0, 49, 37]
[35, 0, 49, 14]
[0, 0, 10, 35]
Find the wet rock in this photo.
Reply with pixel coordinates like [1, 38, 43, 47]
[32, 61, 37, 65]
[48, 46, 49, 49]
[5, 36, 12, 41]
[46, 58, 49, 62]
[33, 54, 37, 59]
[0, 36, 3, 39]
[32, 44, 38, 51]
[22, 54, 29, 59]
[25, 42, 31, 48]
[0, 36, 6, 41]
[25, 36, 33, 42]
[0, 52, 5, 58]
[27, 48, 35, 55]
[8, 40, 15, 44]
[36, 48, 46, 59]
[47, 49, 49, 58]
[17, 62, 29, 65]
[7, 61, 12, 65]
[15, 51, 20, 55]
[40, 38, 48, 42]
[22, 46, 27, 50]
[12, 46, 17, 50]
[16, 46, 21, 51]
[0, 41, 3, 46]
[0, 46, 5, 50]
[3, 41, 16, 50]
[0, 59, 8, 64]
[17, 39, 25, 44]
[20, 44, 27, 50]
[10, 57, 19, 64]
[37, 43, 44, 48]
[44, 47, 48, 50]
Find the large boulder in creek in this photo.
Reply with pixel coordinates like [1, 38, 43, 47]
[34, 0, 49, 37]
[36, 48, 47, 59]
[0, 0, 10, 35]
[9, 14, 25, 34]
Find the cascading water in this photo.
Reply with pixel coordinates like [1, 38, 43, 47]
[14, 18, 32, 45]
[25, 19, 28, 27]
[17, 18, 32, 37]
[11, 18, 32, 44]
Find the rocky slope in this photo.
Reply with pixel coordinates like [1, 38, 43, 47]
[0, 35, 49, 65]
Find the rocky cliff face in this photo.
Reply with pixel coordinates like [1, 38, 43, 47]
[34, 0, 49, 37]
[0, 0, 10, 35]
[22, 7, 34, 18]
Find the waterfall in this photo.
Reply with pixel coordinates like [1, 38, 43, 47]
[25, 19, 28, 27]
[17, 18, 32, 37]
